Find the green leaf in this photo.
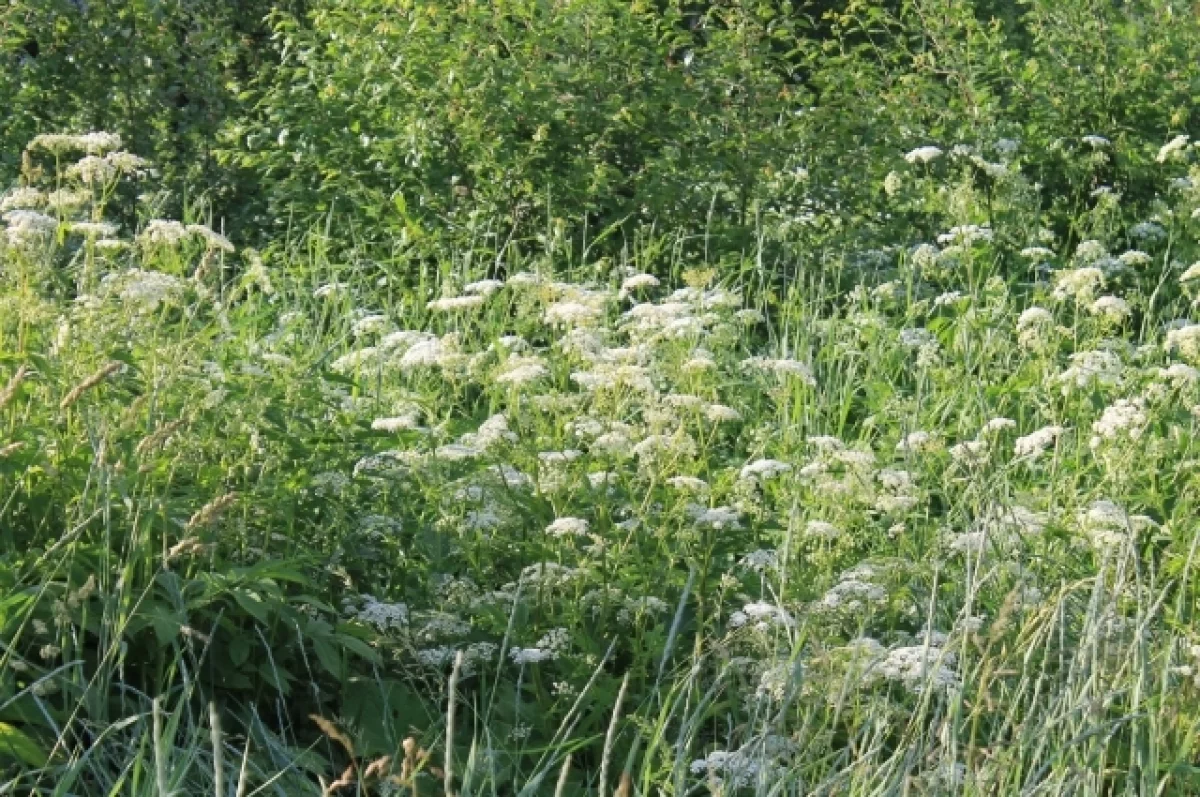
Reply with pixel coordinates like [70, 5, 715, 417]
[312, 634, 344, 678]
[0, 722, 47, 768]
[229, 634, 251, 667]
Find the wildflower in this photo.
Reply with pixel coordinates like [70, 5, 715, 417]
[66, 155, 116, 185]
[101, 268, 187, 310]
[427, 294, 485, 312]
[352, 595, 409, 631]
[1016, 307, 1055, 350]
[372, 414, 423, 433]
[1130, 221, 1166, 242]
[139, 219, 190, 246]
[1057, 350, 1124, 392]
[905, 146, 944, 164]
[4, 209, 57, 246]
[805, 520, 840, 540]
[1014, 425, 1064, 460]
[1165, 324, 1200, 362]
[633, 433, 697, 462]
[937, 225, 993, 246]
[463, 278, 505, 296]
[876, 643, 959, 693]
[1158, 363, 1200, 385]
[538, 449, 582, 465]
[0, 187, 45, 211]
[949, 439, 989, 466]
[71, 221, 120, 238]
[1021, 246, 1055, 261]
[1118, 250, 1152, 268]
[1078, 500, 1135, 553]
[620, 273, 660, 293]
[1157, 134, 1190, 163]
[494, 356, 549, 386]
[400, 338, 452, 370]
[820, 565, 887, 611]
[1090, 295, 1131, 322]
[104, 150, 150, 176]
[1090, 398, 1147, 448]
[666, 475, 709, 493]
[729, 601, 794, 631]
[29, 131, 123, 154]
[896, 431, 941, 454]
[313, 282, 349, 299]
[546, 517, 590, 537]
[741, 356, 816, 386]
[704, 403, 741, 422]
[735, 308, 765, 324]
[899, 328, 936, 350]
[545, 300, 603, 326]
[739, 458, 791, 482]
[739, 549, 779, 571]
[434, 443, 482, 462]
[689, 750, 766, 789]
[1053, 267, 1105, 302]
[980, 417, 1016, 435]
[688, 504, 741, 529]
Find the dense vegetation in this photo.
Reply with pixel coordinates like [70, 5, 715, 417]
[4, 1, 1200, 794]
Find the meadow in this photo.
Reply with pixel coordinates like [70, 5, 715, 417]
[5, 1, 1200, 795]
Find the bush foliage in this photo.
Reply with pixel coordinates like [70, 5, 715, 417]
[5, 1, 1200, 795]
